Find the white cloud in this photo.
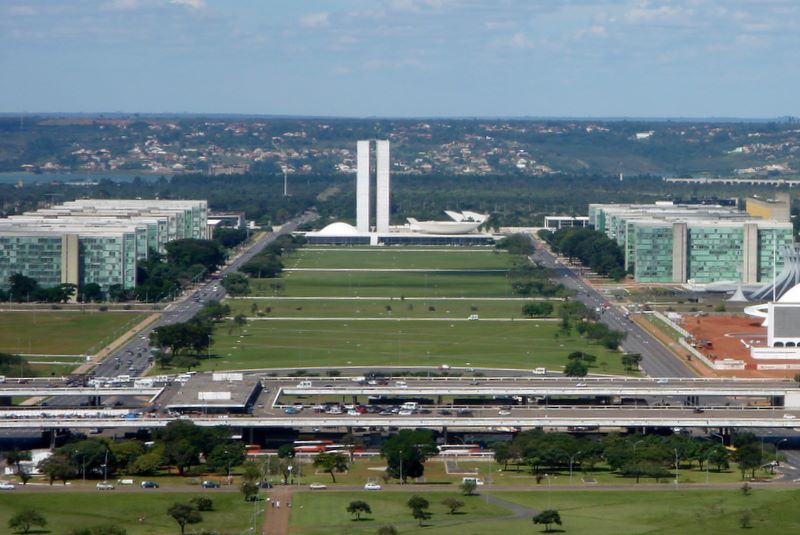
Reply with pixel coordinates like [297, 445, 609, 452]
[300, 11, 329, 28]
[624, 3, 689, 24]
[170, 0, 205, 9]
[508, 32, 534, 49]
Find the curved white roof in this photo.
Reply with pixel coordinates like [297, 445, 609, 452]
[315, 222, 360, 236]
[779, 283, 800, 303]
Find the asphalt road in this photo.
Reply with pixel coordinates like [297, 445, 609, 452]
[531, 245, 695, 378]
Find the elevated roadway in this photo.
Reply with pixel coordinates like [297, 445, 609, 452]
[4, 407, 800, 430]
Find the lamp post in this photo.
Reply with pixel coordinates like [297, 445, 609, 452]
[674, 448, 679, 486]
[569, 451, 582, 485]
[775, 438, 788, 472]
[102, 449, 109, 483]
[74, 450, 86, 483]
[399, 449, 403, 484]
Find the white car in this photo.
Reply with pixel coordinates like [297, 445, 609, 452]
[395, 381, 408, 388]
[364, 482, 382, 490]
[309, 482, 327, 490]
[783, 414, 797, 419]
[498, 409, 512, 416]
[96, 482, 115, 490]
[0, 482, 15, 490]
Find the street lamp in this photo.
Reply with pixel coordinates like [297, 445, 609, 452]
[775, 438, 788, 472]
[674, 448, 679, 486]
[74, 450, 86, 482]
[569, 451, 582, 485]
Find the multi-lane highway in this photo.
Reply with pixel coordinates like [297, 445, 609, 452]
[90, 213, 314, 379]
[532, 243, 694, 377]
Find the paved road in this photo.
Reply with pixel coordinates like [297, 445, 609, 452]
[531, 245, 695, 378]
[90, 213, 314, 380]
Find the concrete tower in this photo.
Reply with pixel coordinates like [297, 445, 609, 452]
[356, 140, 371, 233]
[375, 139, 391, 233]
[355, 139, 390, 233]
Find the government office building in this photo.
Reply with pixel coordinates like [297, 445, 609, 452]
[0, 199, 207, 292]
[588, 200, 794, 284]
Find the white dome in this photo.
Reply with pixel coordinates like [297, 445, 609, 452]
[778, 283, 800, 303]
[316, 221, 360, 236]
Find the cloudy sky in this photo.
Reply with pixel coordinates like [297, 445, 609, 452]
[1, 0, 797, 117]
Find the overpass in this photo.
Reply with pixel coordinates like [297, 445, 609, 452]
[3, 407, 800, 431]
[0, 387, 163, 397]
[272, 376, 800, 407]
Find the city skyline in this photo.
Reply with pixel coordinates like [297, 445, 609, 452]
[1, 0, 797, 118]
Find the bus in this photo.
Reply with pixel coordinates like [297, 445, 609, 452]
[293, 440, 333, 453]
[437, 444, 482, 456]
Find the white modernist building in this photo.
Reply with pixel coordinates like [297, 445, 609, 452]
[745, 282, 800, 365]
[305, 140, 495, 246]
[356, 139, 391, 233]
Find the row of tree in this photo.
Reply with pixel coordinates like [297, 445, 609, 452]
[240, 234, 305, 280]
[491, 429, 778, 482]
[540, 227, 627, 280]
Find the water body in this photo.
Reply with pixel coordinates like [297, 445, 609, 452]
[0, 172, 170, 185]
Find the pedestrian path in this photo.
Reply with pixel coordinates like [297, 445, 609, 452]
[263, 488, 294, 535]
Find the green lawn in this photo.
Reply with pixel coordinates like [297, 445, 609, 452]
[289, 488, 800, 534]
[251, 271, 515, 297]
[289, 491, 508, 534]
[201, 319, 625, 373]
[495, 488, 800, 534]
[0, 492, 262, 534]
[284, 248, 512, 269]
[227, 298, 559, 319]
[0, 311, 145, 355]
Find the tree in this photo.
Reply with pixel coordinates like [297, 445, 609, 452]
[622, 353, 643, 371]
[564, 359, 588, 377]
[5, 450, 31, 479]
[8, 509, 47, 534]
[207, 442, 246, 474]
[346, 500, 372, 521]
[190, 496, 214, 512]
[129, 451, 162, 475]
[533, 510, 562, 532]
[167, 503, 202, 535]
[38, 453, 77, 485]
[522, 302, 554, 318]
[79, 282, 104, 303]
[241, 481, 259, 501]
[492, 441, 518, 470]
[165, 239, 226, 272]
[460, 480, 477, 496]
[377, 526, 398, 535]
[406, 495, 431, 527]
[740, 510, 752, 528]
[8, 273, 39, 302]
[313, 452, 349, 483]
[734, 442, 763, 480]
[794, 373, 800, 387]
[277, 443, 295, 459]
[380, 429, 438, 482]
[221, 273, 249, 296]
[442, 497, 465, 514]
[241, 460, 263, 485]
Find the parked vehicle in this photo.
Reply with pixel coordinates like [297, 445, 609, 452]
[201, 480, 220, 489]
[364, 482, 382, 490]
[140, 481, 159, 488]
[309, 482, 327, 490]
[96, 482, 115, 490]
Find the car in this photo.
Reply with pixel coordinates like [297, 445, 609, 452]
[498, 409, 512, 416]
[284, 406, 300, 414]
[575, 382, 587, 387]
[140, 481, 159, 488]
[96, 482, 115, 490]
[693, 407, 704, 414]
[656, 378, 669, 384]
[259, 481, 274, 489]
[364, 482, 382, 490]
[0, 482, 16, 490]
[783, 414, 797, 419]
[309, 482, 327, 490]
[395, 381, 408, 388]
[201, 480, 221, 489]
[467, 314, 479, 320]
[398, 409, 414, 416]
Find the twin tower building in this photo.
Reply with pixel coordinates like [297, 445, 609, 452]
[356, 139, 391, 233]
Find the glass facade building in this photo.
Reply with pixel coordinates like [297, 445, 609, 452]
[0, 199, 207, 293]
[589, 202, 795, 283]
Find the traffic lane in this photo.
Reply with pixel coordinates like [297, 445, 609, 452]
[531, 248, 693, 378]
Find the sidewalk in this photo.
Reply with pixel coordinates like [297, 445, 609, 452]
[263, 488, 294, 535]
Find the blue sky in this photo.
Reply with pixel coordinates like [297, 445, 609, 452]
[1, 0, 797, 118]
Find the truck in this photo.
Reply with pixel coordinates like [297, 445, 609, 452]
[532, 367, 547, 375]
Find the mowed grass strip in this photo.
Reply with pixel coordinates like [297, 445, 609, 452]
[284, 248, 512, 270]
[289, 491, 508, 534]
[251, 271, 514, 298]
[290, 488, 800, 534]
[0, 311, 145, 355]
[227, 298, 558, 319]
[207, 320, 625, 373]
[495, 488, 800, 534]
[0, 492, 261, 534]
